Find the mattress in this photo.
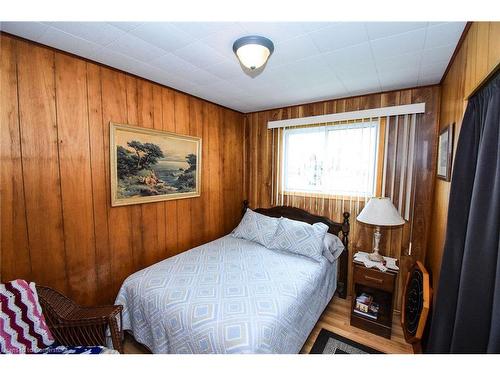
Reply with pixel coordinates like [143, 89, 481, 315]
[115, 235, 338, 353]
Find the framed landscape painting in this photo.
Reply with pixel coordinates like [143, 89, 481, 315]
[110, 122, 202, 206]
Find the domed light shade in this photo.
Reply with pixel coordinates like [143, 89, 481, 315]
[233, 36, 274, 70]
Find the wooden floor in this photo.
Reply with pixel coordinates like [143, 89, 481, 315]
[123, 296, 413, 354]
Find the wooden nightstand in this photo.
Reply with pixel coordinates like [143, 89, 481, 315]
[350, 261, 398, 339]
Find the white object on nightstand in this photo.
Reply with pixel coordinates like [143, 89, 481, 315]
[353, 251, 399, 272]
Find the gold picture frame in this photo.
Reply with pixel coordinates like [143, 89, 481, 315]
[110, 122, 202, 207]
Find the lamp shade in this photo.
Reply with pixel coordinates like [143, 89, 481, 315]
[357, 197, 405, 226]
[233, 36, 274, 70]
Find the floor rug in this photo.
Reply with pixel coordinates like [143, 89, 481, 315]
[309, 329, 382, 354]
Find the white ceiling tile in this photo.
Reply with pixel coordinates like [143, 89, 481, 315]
[149, 53, 199, 75]
[183, 85, 210, 98]
[375, 50, 422, 73]
[173, 22, 236, 39]
[273, 92, 310, 104]
[270, 34, 320, 67]
[273, 55, 335, 86]
[107, 22, 143, 32]
[323, 42, 374, 71]
[379, 65, 420, 82]
[381, 82, 418, 92]
[182, 69, 220, 86]
[419, 60, 449, 77]
[236, 105, 254, 112]
[308, 23, 369, 53]
[421, 44, 455, 66]
[332, 61, 378, 81]
[0, 22, 49, 42]
[107, 33, 167, 62]
[425, 22, 465, 49]
[199, 79, 248, 97]
[157, 76, 198, 93]
[123, 62, 176, 86]
[349, 87, 386, 97]
[379, 66, 419, 90]
[220, 100, 248, 112]
[335, 64, 380, 94]
[128, 63, 165, 81]
[300, 22, 338, 33]
[39, 27, 101, 58]
[204, 58, 245, 80]
[87, 46, 145, 74]
[43, 22, 125, 46]
[303, 78, 347, 97]
[199, 23, 249, 59]
[344, 76, 381, 92]
[129, 23, 195, 52]
[418, 73, 443, 86]
[343, 78, 381, 96]
[229, 76, 279, 96]
[239, 22, 309, 43]
[365, 22, 428, 40]
[244, 96, 282, 111]
[370, 28, 427, 61]
[269, 80, 314, 98]
[210, 92, 246, 104]
[428, 22, 447, 27]
[173, 41, 226, 69]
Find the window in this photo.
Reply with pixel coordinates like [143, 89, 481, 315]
[282, 121, 379, 197]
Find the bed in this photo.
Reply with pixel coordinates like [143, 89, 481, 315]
[115, 202, 350, 353]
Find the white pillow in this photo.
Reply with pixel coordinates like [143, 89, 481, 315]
[268, 217, 329, 262]
[322, 233, 345, 263]
[231, 208, 279, 247]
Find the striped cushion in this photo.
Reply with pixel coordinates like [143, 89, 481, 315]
[0, 279, 54, 354]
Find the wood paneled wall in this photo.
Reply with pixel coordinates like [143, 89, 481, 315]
[427, 22, 500, 294]
[243, 87, 440, 309]
[0, 34, 245, 305]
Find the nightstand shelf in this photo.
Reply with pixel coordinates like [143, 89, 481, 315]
[350, 261, 398, 339]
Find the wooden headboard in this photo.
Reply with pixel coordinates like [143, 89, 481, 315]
[243, 200, 350, 299]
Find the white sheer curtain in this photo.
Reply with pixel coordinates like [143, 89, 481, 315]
[270, 114, 418, 252]
[272, 119, 378, 216]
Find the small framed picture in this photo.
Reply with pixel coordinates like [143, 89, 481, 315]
[437, 123, 454, 181]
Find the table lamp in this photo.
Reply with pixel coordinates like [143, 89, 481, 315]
[357, 197, 405, 262]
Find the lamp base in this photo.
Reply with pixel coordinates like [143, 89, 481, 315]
[368, 252, 384, 262]
[368, 226, 384, 262]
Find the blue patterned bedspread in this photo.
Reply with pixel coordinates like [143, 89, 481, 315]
[115, 235, 337, 353]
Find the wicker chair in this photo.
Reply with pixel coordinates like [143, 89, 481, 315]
[36, 286, 123, 353]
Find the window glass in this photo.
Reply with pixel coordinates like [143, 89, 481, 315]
[283, 121, 379, 197]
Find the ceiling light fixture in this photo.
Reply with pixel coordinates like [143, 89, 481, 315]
[232, 35, 274, 71]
